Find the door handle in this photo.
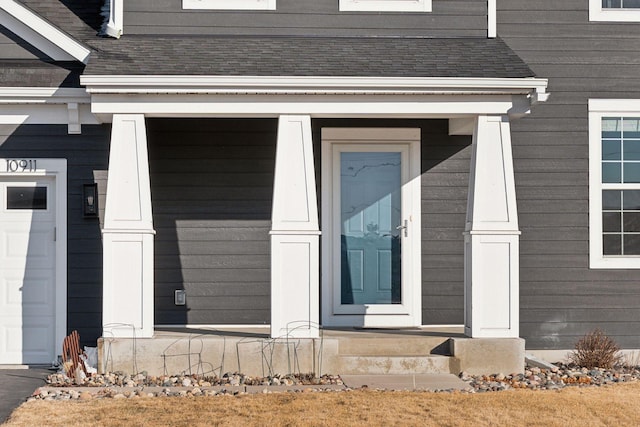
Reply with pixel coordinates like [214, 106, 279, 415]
[396, 220, 408, 238]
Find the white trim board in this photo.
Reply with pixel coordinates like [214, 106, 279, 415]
[487, 0, 496, 38]
[339, 0, 431, 12]
[0, 0, 90, 63]
[183, 0, 276, 10]
[0, 88, 90, 104]
[0, 158, 67, 361]
[81, 76, 549, 120]
[81, 76, 549, 97]
[87, 94, 536, 121]
[0, 87, 97, 132]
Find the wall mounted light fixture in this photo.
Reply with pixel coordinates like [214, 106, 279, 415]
[83, 183, 98, 217]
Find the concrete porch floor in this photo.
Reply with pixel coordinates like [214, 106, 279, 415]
[98, 326, 524, 377]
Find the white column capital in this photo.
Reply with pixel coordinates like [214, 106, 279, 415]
[466, 115, 519, 233]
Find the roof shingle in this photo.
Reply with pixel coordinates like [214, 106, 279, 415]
[83, 36, 534, 78]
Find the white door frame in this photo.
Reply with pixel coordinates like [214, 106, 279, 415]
[0, 158, 67, 363]
[321, 128, 421, 328]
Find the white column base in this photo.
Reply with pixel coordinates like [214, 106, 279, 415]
[464, 231, 519, 338]
[103, 231, 155, 338]
[270, 233, 320, 339]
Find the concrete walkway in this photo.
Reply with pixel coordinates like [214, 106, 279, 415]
[341, 374, 470, 391]
[0, 367, 50, 424]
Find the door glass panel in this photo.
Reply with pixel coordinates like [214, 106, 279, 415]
[7, 187, 47, 210]
[340, 152, 401, 305]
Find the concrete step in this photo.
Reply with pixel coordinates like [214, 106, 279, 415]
[336, 355, 455, 375]
[337, 336, 450, 357]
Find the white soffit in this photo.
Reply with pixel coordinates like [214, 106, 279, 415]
[0, 0, 90, 63]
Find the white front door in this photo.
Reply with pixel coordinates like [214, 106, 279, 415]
[0, 177, 56, 364]
[321, 128, 421, 328]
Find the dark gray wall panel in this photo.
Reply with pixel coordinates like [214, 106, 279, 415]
[0, 124, 110, 347]
[147, 118, 276, 326]
[499, 1, 640, 349]
[124, 0, 487, 37]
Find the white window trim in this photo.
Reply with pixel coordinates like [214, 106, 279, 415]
[183, 0, 276, 10]
[589, 99, 640, 268]
[589, 0, 640, 22]
[339, 0, 431, 12]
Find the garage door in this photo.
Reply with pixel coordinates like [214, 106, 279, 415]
[0, 178, 56, 364]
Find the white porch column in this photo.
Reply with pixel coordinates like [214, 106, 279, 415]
[270, 115, 320, 338]
[464, 115, 520, 338]
[102, 114, 155, 338]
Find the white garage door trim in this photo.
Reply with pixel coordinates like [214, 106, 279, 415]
[0, 158, 66, 364]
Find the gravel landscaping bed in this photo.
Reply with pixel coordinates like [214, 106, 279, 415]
[27, 364, 640, 401]
[463, 364, 640, 393]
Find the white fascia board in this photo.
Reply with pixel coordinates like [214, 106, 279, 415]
[88, 94, 534, 119]
[0, 87, 90, 104]
[0, 0, 91, 63]
[81, 75, 549, 97]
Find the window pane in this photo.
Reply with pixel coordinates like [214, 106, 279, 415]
[624, 212, 640, 232]
[603, 212, 622, 232]
[604, 234, 622, 255]
[603, 190, 622, 209]
[624, 140, 640, 160]
[623, 190, 640, 209]
[602, 117, 621, 138]
[624, 162, 640, 182]
[624, 234, 640, 255]
[603, 162, 621, 183]
[623, 118, 640, 138]
[623, 0, 640, 8]
[603, 139, 621, 160]
[602, 0, 621, 7]
[7, 187, 47, 210]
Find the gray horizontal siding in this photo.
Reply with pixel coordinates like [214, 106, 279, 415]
[0, 28, 42, 59]
[148, 118, 276, 326]
[0, 124, 110, 347]
[124, 0, 487, 37]
[499, 1, 640, 349]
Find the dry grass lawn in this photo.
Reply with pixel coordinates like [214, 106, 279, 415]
[5, 382, 640, 427]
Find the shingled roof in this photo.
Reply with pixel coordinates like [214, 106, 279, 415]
[2, 0, 534, 87]
[83, 35, 534, 78]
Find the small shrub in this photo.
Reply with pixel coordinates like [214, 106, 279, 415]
[569, 328, 623, 369]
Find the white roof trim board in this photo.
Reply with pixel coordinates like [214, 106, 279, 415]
[81, 75, 549, 100]
[0, 87, 90, 104]
[0, 0, 90, 63]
